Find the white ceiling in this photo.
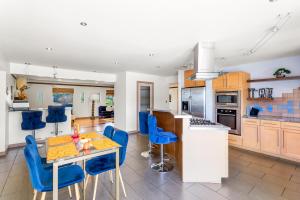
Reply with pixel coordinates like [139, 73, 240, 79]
[0, 0, 300, 76]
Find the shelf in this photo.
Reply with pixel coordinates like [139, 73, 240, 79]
[247, 76, 300, 83]
[247, 97, 273, 101]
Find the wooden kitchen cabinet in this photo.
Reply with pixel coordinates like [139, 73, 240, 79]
[184, 70, 205, 88]
[260, 126, 280, 155]
[212, 72, 249, 91]
[281, 128, 300, 160]
[242, 118, 260, 150]
[243, 124, 260, 150]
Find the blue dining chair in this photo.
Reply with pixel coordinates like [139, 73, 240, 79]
[103, 125, 114, 138]
[46, 105, 67, 136]
[24, 144, 85, 200]
[85, 130, 129, 200]
[148, 115, 177, 172]
[25, 135, 72, 170]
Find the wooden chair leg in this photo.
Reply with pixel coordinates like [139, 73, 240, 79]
[93, 175, 99, 200]
[75, 183, 80, 200]
[33, 189, 37, 200]
[84, 174, 90, 190]
[40, 192, 46, 200]
[68, 186, 72, 198]
[119, 170, 127, 197]
[109, 170, 114, 183]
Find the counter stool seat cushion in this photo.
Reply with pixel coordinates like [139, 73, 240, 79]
[151, 132, 177, 144]
[46, 106, 67, 123]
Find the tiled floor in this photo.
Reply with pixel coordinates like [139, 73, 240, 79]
[1, 133, 300, 200]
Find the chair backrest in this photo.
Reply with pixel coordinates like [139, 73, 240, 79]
[46, 105, 67, 123]
[103, 125, 114, 139]
[148, 115, 159, 143]
[112, 130, 128, 166]
[22, 111, 44, 130]
[139, 112, 149, 134]
[25, 135, 38, 151]
[24, 144, 47, 191]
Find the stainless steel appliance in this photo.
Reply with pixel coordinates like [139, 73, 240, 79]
[215, 91, 241, 135]
[181, 87, 205, 118]
[216, 91, 239, 107]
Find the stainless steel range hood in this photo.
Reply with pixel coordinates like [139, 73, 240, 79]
[190, 42, 219, 80]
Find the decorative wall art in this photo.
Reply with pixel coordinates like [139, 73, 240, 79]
[52, 88, 74, 106]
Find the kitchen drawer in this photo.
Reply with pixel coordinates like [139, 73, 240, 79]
[261, 120, 281, 128]
[281, 122, 300, 130]
[228, 134, 242, 146]
[242, 118, 260, 125]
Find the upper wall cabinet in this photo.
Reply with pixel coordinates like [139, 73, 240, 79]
[212, 72, 249, 91]
[184, 70, 205, 88]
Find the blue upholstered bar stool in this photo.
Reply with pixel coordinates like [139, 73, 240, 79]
[139, 111, 164, 158]
[46, 105, 67, 136]
[21, 110, 46, 140]
[148, 115, 177, 172]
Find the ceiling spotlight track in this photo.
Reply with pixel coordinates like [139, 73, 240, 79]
[245, 12, 291, 56]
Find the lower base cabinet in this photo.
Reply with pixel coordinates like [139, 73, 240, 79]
[260, 126, 280, 155]
[240, 119, 300, 162]
[282, 128, 300, 160]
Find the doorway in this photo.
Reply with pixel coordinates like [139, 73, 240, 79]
[137, 81, 154, 131]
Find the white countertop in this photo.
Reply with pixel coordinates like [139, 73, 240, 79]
[189, 124, 231, 131]
[152, 109, 193, 119]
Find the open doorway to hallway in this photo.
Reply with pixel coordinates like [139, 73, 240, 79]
[137, 81, 154, 131]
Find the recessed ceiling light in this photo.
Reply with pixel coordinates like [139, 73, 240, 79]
[24, 62, 31, 65]
[114, 60, 119, 65]
[45, 47, 53, 51]
[156, 66, 161, 69]
[80, 22, 87, 26]
[269, 0, 278, 2]
[149, 53, 155, 57]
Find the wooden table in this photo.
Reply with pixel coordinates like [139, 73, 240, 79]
[46, 132, 120, 200]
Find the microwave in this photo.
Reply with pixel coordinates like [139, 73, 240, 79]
[216, 91, 240, 107]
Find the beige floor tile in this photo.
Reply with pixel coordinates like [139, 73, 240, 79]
[254, 181, 285, 196]
[262, 174, 290, 187]
[286, 181, 300, 192]
[290, 174, 300, 184]
[249, 187, 285, 200]
[282, 189, 300, 200]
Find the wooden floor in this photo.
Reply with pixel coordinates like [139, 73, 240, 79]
[73, 117, 114, 133]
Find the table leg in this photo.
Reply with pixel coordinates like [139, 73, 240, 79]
[82, 159, 86, 200]
[53, 162, 59, 200]
[115, 149, 120, 200]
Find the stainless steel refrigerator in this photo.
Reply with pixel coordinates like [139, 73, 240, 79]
[181, 87, 205, 118]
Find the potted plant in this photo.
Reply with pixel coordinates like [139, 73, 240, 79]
[273, 68, 291, 78]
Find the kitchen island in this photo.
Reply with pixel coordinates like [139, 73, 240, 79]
[153, 110, 229, 183]
[8, 107, 72, 146]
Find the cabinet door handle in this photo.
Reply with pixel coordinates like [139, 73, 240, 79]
[282, 130, 284, 148]
[277, 130, 279, 147]
[256, 126, 259, 143]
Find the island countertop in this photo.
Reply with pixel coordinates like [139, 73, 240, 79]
[152, 109, 193, 119]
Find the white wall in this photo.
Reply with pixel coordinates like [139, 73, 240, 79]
[114, 72, 127, 131]
[26, 83, 113, 118]
[223, 55, 300, 97]
[114, 71, 172, 132]
[0, 52, 9, 153]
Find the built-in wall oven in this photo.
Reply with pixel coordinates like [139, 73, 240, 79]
[215, 91, 241, 135]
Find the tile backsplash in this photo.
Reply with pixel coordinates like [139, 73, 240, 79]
[247, 88, 300, 118]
